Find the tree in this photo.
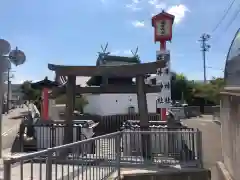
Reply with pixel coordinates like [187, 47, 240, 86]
[20, 81, 41, 102]
[171, 72, 193, 103]
[171, 72, 224, 105]
[192, 77, 224, 104]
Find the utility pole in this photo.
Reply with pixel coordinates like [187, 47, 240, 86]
[6, 69, 14, 114]
[199, 33, 211, 84]
[6, 68, 10, 114]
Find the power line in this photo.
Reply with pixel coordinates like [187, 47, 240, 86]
[199, 33, 211, 83]
[206, 66, 224, 71]
[212, 0, 236, 34]
[224, 3, 240, 31]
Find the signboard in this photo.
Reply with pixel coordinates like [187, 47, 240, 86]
[170, 107, 186, 119]
[156, 52, 170, 62]
[156, 50, 171, 109]
[156, 20, 172, 37]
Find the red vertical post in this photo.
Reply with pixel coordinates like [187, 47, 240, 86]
[160, 41, 166, 51]
[161, 108, 167, 121]
[160, 40, 167, 121]
[42, 88, 49, 120]
[152, 12, 174, 122]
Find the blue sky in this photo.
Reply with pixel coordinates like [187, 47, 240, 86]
[0, 0, 239, 84]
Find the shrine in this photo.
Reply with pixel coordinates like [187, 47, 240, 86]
[31, 77, 59, 120]
[79, 46, 161, 116]
[45, 11, 175, 145]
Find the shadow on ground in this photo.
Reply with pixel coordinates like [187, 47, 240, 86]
[11, 136, 22, 153]
[9, 115, 26, 120]
[9, 111, 29, 120]
[213, 121, 221, 126]
[20, 111, 29, 115]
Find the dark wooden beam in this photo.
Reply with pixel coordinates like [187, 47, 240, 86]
[136, 75, 151, 160]
[48, 61, 166, 77]
[63, 75, 76, 145]
[65, 76, 76, 123]
[136, 76, 149, 128]
[51, 85, 162, 96]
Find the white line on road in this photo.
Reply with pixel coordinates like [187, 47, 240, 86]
[185, 119, 215, 123]
[2, 126, 19, 136]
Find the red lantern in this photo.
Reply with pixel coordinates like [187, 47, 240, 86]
[152, 11, 175, 50]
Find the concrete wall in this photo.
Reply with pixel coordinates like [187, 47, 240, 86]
[220, 95, 240, 180]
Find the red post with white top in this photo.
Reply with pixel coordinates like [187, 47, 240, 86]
[152, 11, 175, 121]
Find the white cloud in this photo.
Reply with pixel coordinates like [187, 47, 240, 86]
[12, 75, 91, 87]
[126, 4, 142, 11]
[148, 0, 189, 24]
[148, 0, 159, 5]
[123, 50, 132, 55]
[11, 69, 55, 84]
[126, 0, 142, 11]
[110, 49, 134, 56]
[148, 0, 167, 10]
[110, 50, 121, 55]
[155, 3, 167, 9]
[132, 20, 145, 28]
[128, 0, 189, 26]
[167, 5, 189, 24]
[11, 77, 41, 84]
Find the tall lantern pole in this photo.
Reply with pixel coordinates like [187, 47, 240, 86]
[152, 11, 175, 121]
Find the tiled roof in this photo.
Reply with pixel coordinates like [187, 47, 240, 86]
[103, 55, 140, 63]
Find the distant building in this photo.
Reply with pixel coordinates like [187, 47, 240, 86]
[3, 83, 23, 107]
[83, 53, 159, 115]
[11, 84, 23, 101]
[188, 80, 211, 84]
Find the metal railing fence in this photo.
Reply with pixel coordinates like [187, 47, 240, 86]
[3, 129, 203, 180]
[121, 128, 202, 166]
[19, 120, 97, 151]
[4, 132, 121, 180]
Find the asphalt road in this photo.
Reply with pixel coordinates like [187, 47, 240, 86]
[183, 115, 222, 180]
[1, 106, 29, 150]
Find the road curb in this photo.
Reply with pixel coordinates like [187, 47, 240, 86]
[216, 161, 233, 180]
[213, 120, 221, 126]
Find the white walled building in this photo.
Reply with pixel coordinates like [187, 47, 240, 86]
[54, 52, 171, 117]
[83, 93, 158, 116]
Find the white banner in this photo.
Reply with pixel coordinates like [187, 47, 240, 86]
[156, 50, 171, 108]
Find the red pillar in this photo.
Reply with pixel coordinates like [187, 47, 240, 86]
[161, 108, 167, 121]
[159, 40, 167, 121]
[42, 88, 49, 120]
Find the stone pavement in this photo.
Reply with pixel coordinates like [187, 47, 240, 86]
[0, 158, 113, 180]
[2, 105, 29, 151]
[183, 116, 222, 180]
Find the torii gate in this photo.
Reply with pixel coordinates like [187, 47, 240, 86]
[48, 61, 166, 145]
